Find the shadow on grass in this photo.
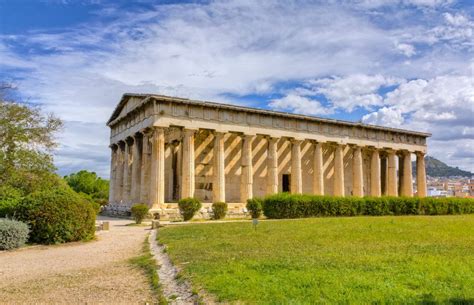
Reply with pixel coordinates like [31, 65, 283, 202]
[418, 294, 474, 305]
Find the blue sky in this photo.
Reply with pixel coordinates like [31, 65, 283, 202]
[1, 0, 473, 177]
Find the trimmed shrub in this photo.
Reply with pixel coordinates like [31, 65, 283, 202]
[16, 187, 96, 244]
[262, 193, 474, 219]
[0, 218, 29, 250]
[131, 204, 149, 224]
[212, 202, 228, 220]
[246, 198, 263, 218]
[178, 198, 202, 221]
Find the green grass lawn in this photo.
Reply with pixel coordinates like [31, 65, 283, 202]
[158, 215, 474, 304]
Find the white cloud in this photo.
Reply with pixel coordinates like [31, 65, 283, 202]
[269, 94, 332, 116]
[1, 0, 473, 174]
[396, 43, 416, 57]
[362, 107, 405, 126]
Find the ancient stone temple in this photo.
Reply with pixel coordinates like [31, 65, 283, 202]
[106, 93, 430, 217]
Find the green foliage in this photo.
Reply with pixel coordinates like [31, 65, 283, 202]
[0, 218, 29, 250]
[262, 193, 474, 219]
[77, 192, 101, 215]
[15, 187, 96, 244]
[64, 170, 109, 204]
[212, 202, 227, 220]
[246, 198, 263, 219]
[0, 185, 22, 217]
[178, 198, 202, 221]
[158, 215, 474, 304]
[131, 204, 150, 224]
[0, 97, 63, 193]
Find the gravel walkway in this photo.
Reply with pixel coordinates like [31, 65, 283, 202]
[0, 216, 154, 304]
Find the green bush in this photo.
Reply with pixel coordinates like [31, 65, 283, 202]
[78, 192, 101, 215]
[0, 185, 23, 217]
[212, 202, 228, 220]
[0, 218, 29, 250]
[15, 187, 96, 244]
[131, 204, 149, 224]
[246, 198, 263, 218]
[262, 193, 474, 219]
[178, 198, 202, 221]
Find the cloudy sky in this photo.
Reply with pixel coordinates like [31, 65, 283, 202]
[1, 0, 473, 177]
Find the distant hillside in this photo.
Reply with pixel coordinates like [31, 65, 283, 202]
[412, 156, 473, 178]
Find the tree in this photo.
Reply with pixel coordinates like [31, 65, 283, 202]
[0, 86, 63, 194]
[64, 170, 109, 203]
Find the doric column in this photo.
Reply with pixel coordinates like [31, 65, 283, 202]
[352, 146, 363, 197]
[131, 134, 142, 203]
[241, 134, 255, 203]
[109, 144, 117, 203]
[150, 127, 165, 209]
[115, 142, 124, 202]
[387, 150, 398, 196]
[140, 131, 151, 204]
[370, 149, 381, 197]
[416, 152, 427, 197]
[213, 132, 226, 202]
[181, 129, 196, 199]
[122, 138, 132, 203]
[291, 139, 303, 194]
[333, 144, 345, 196]
[267, 137, 279, 194]
[313, 142, 324, 195]
[401, 151, 413, 197]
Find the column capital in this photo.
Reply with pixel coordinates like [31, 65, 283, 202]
[183, 128, 198, 135]
[267, 136, 280, 143]
[140, 127, 153, 137]
[214, 131, 226, 139]
[349, 144, 363, 150]
[291, 138, 304, 145]
[415, 151, 425, 157]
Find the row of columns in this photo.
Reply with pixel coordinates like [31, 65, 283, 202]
[110, 127, 427, 209]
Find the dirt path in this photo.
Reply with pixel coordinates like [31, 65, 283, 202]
[0, 216, 154, 304]
[149, 229, 197, 305]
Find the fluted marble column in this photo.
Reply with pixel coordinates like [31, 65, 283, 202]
[313, 142, 324, 195]
[213, 132, 226, 202]
[387, 150, 398, 196]
[140, 131, 151, 204]
[122, 138, 132, 203]
[416, 152, 427, 197]
[131, 134, 142, 203]
[401, 151, 413, 197]
[150, 127, 165, 209]
[370, 149, 381, 197]
[267, 137, 279, 195]
[241, 134, 255, 203]
[181, 129, 196, 199]
[352, 146, 364, 197]
[109, 144, 117, 203]
[291, 139, 303, 194]
[115, 142, 124, 202]
[334, 145, 345, 196]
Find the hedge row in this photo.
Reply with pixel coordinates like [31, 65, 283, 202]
[261, 193, 474, 219]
